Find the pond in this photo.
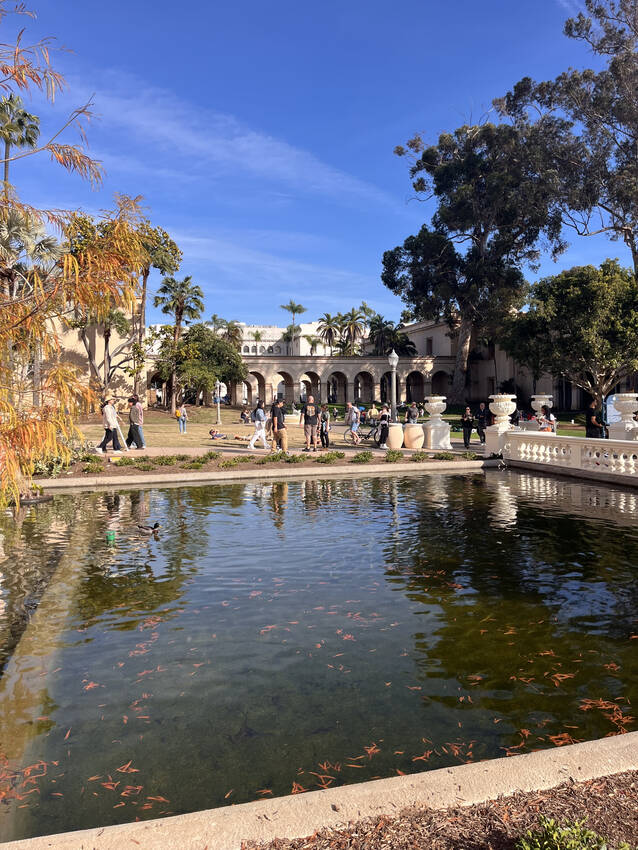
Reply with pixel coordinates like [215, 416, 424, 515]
[0, 470, 636, 842]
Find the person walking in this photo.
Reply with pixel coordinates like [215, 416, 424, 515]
[271, 398, 288, 453]
[300, 394, 320, 452]
[248, 401, 268, 450]
[132, 394, 146, 448]
[378, 405, 390, 449]
[319, 404, 331, 449]
[476, 402, 488, 444]
[585, 399, 603, 438]
[405, 402, 419, 424]
[461, 406, 474, 449]
[125, 397, 144, 449]
[345, 401, 361, 445]
[177, 403, 188, 434]
[95, 399, 122, 454]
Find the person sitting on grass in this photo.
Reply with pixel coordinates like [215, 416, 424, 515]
[209, 428, 228, 439]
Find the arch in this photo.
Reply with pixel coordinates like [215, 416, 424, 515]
[259, 345, 266, 354]
[380, 371, 395, 404]
[301, 370, 321, 401]
[248, 370, 266, 404]
[431, 370, 450, 396]
[273, 370, 295, 404]
[267, 346, 273, 354]
[406, 370, 425, 403]
[354, 371, 374, 403]
[251, 345, 257, 354]
[243, 345, 250, 353]
[274, 345, 281, 354]
[326, 371, 347, 404]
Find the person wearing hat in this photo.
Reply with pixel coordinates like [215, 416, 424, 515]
[95, 398, 122, 454]
[126, 397, 144, 449]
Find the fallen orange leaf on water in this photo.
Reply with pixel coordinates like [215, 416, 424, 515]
[224, 789, 234, 799]
[291, 782, 307, 794]
[257, 789, 273, 796]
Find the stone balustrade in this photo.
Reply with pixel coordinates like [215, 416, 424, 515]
[502, 431, 638, 483]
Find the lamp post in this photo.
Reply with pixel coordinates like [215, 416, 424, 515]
[215, 380, 222, 425]
[388, 349, 399, 423]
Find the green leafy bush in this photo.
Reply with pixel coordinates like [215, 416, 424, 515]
[411, 451, 430, 462]
[201, 451, 220, 461]
[133, 455, 153, 464]
[114, 457, 135, 466]
[352, 451, 373, 464]
[385, 449, 403, 463]
[516, 816, 633, 850]
[315, 450, 346, 464]
[153, 455, 178, 466]
[459, 451, 483, 460]
[255, 452, 286, 465]
[82, 461, 104, 474]
[433, 452, 455, 461]
[135, 462, 156, 472]
[175, 454, 190, 461]
[284, 453, 305, 463]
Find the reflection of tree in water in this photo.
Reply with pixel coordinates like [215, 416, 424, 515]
[0, 497, 87, 674]
[375, 473, 638, 747]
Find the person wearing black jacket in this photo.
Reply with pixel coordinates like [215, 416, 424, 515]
[461, 406, 474, 449]
[475, 402, 488, 444]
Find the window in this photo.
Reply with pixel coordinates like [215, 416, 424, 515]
[259, 346, 265, 353]
[243, 346, 249, 353]
[426, 337, 433, 355]
[267, 346, 273, 354]
[252, 346, 257, 353]
[275, 346, 281, 354]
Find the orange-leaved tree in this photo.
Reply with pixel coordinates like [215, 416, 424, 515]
[0, 2, 146, 507]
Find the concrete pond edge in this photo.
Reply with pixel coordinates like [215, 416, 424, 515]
[3, 732, 637, 849]
[36, 458, 500, 492]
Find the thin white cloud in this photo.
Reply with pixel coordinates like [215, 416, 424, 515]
[58, 70, 396, 210]
[555, 0, 584, 16]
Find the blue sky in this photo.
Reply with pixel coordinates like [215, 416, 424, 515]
[10, 0, 622, 325]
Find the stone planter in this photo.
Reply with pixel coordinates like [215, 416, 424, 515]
[531, 394, 553, 416]
[423, 396, 452, 451]
[485, 394, 517, 455]
[607, 393, 638, 441]
[386, 423, 404, 450]
[404, 423, 424, 450]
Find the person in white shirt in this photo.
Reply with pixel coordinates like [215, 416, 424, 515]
[538, 405, 556, 433]
[95, 399, 122, 453]
[248, 401, 268, 450]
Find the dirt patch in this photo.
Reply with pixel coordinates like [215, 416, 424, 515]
[243, 770, 638, 850]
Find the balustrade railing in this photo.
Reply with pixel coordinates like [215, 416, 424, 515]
[502, 431, 638, 481]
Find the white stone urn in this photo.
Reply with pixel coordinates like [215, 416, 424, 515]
[607, 393, 638, 441]
[424, 396, 447, 420]
[485, 394, 517, 455]
[386, 422, 404, 450]
[423, 396, 452, 450]
[531, 394, 553, 416]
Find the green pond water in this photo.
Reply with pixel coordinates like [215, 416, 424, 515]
[0, 470, 636, 841]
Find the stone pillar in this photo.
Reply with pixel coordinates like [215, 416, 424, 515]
[284, 382, 295, 404]
[396, 377, 406, 404]
[315, 379, 322, 403]
[346, 380, 355, 404]
[423, 396, 452, 451]
[267, 383, 276, 404]
[373, 381, 381, 403]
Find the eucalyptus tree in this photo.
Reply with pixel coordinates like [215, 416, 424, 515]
[0, 94, 40, 200]
[495, 0, 638, 273]
[383, 122, 558, 402]
[153, 275, 204, 412]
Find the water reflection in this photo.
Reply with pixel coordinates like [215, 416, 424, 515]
[0, 471, 636, 842]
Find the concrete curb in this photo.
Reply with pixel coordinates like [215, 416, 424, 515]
[36, 459, 500, 492]
[4, 732, 637, 849]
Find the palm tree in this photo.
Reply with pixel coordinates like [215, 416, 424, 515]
[341, 307, 365, 356]
[0, 94, 40, 200]
[281, 324, 295, 355]
[153, 275, 204, 412]
[317, 312, 340, 355]
[209, 313, 227, 333]
[303, 334, 322, 355]
[280, 300, 306, 352]
[251, 330, 263, 343]
[392, 330, 417, 357]
[223, 320, 243, 350]
[368, 314, 396, 356]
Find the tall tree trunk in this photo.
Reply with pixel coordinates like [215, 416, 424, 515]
[135, 267, 150, 397]
[170, 315, 182, 416]
[103, 326, 111, 394]
[32, 342, 41, 407]
[449, 316, 473, 404]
